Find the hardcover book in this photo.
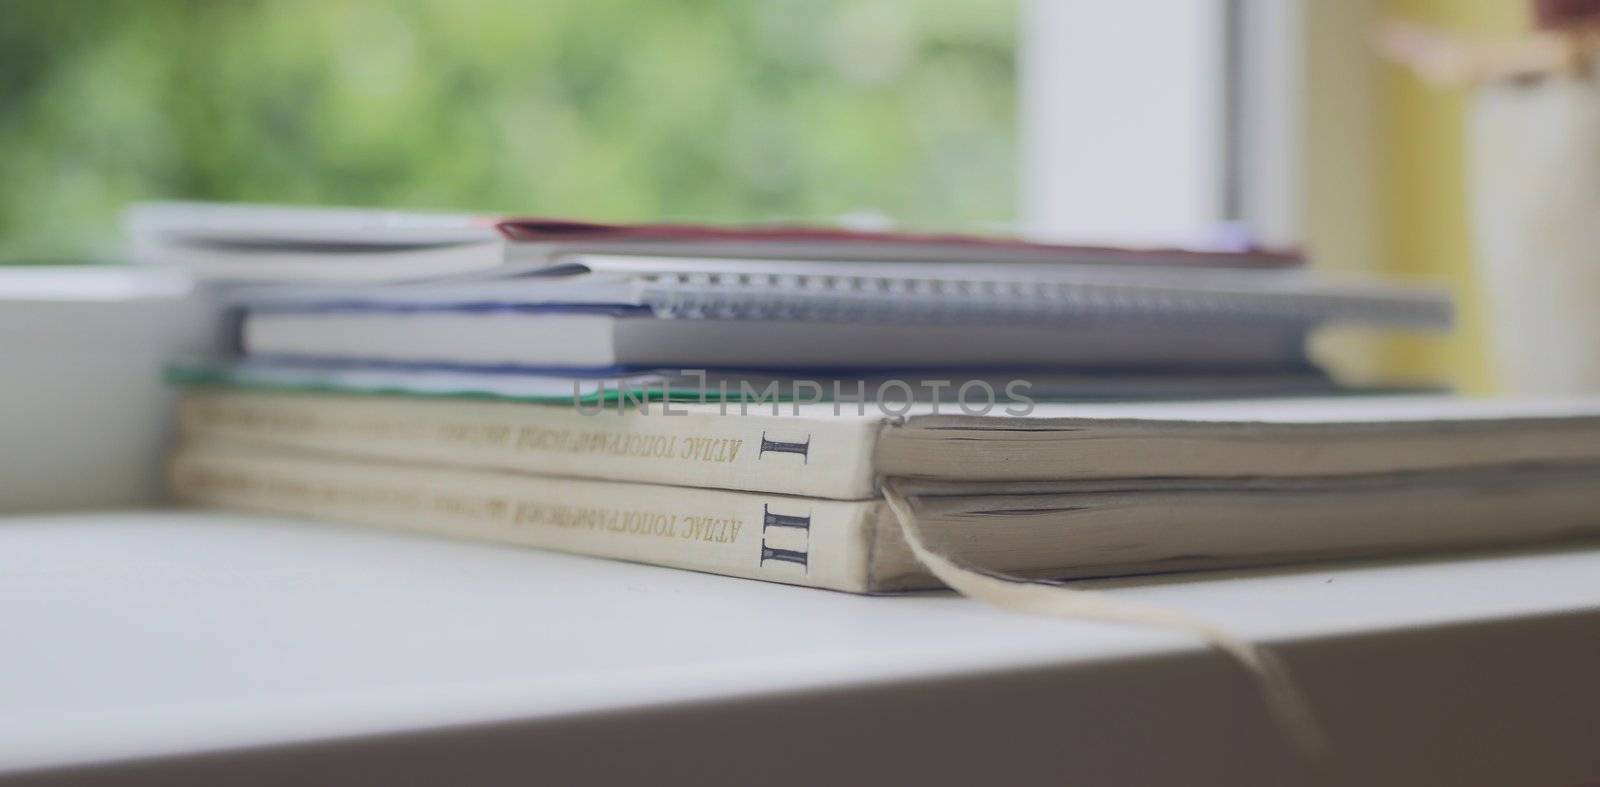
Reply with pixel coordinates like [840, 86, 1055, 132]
[177, 388, 1600, 500]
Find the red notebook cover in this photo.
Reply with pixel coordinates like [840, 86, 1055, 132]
[495, 218, 1301, 269]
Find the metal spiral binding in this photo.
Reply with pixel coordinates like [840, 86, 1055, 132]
[633, 271, 1446, 327]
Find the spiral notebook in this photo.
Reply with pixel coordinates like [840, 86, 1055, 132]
[234, 253, 1449, 370]
[129, 202, 1449, 370]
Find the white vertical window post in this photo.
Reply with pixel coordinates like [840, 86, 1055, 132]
[1019, 0, 1303, 249]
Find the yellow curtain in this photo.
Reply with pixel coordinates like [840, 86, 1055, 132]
[1379, 0, 1528, 392]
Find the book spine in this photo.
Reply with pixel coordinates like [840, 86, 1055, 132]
[169, 442, 879, 593]
[177, 390, 886, 500]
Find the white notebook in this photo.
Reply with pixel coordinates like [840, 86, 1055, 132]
[126, 201, 1305, 282]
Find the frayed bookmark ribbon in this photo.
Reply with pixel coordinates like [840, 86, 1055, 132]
[881, 480, 1329, 764]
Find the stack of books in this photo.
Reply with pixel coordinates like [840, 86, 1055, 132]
[139, 202, 1600, 593]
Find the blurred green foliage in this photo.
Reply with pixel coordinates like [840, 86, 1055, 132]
[0, 0, 1016, 260]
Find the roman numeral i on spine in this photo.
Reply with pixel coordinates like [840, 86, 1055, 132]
[758, 432, 810, 463]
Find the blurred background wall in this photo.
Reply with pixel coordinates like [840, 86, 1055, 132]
[1302, 0, 1524, 393]
[1378, 0, 1525, 393]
